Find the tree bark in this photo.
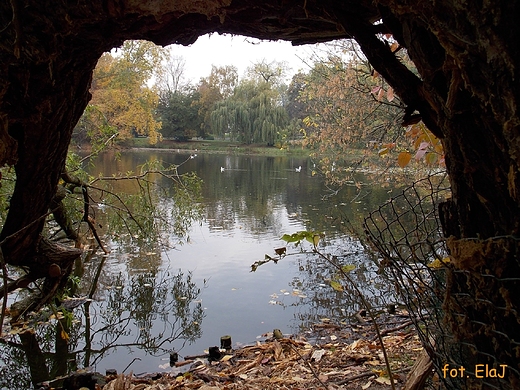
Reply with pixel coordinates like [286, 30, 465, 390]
[347, 2, 520, 387]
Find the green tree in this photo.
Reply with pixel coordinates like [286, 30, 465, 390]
[210, 61, 290, 145]
[276, 72, 309, 148]
[195, 65, 238, 138]
[211, 80, 289, 145]
[156, 88, 202, 140]
[285, 72, 308, 122]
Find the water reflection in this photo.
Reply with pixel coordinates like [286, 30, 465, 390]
[249, 233, 395, 332]
[1, 150, 409, 387]
[0, 257, 204, 389]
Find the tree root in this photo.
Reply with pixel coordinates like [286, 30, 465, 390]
[7, 237, 81, 322]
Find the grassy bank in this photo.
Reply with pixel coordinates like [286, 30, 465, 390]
[126, 138, 311, 157]
[115, 138, 407, 171]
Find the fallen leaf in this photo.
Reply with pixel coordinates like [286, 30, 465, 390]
[350, 339, 363, 349]
[376, 376, 392, 385]
[318, 374, 329, 383]
[387, 87, 395, 102]
[397, 152, 412, 168]
[378, 147, 389, 157]
[377, 87, 385, 101]
[311, 349, 326, 362]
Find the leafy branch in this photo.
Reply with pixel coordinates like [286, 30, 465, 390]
[252, 231, 398, 390]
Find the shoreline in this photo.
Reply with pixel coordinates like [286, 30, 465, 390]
[46, 314, 425, 389]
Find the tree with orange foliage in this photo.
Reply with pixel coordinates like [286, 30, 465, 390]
[75, 40, 163, 146]
[299, 52, 403, 183]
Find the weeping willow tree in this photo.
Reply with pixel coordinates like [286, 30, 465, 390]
[251, 88, 289, 146]
[211, 100, 250, 142]
[210, 79, 289, 145]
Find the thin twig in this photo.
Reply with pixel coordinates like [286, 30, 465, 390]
[10, 0, 21, 58]
[370, 319, 414, 342]
[122, 357, 142, 373]
[88, 252, 104, 299]
[87, 184, 144, 231]
[0, 208, 55, 247]
[81, 186, 108, 254]
[314, 248, 397, 390]
[0, 247, 8, 335]
[336, 366, 411, 385]
[62, 172, 109, 253]
[288, 343, 328, 388]
[337, 370, 376, 384]
[79, 132, 120, 164]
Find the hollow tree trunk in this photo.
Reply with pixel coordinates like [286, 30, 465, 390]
[1, 55, 97, 266]
[0, 2, 113, 313]
[0, 53, 94, 308]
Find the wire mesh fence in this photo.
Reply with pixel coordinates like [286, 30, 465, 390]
[363, 172, 520, 389]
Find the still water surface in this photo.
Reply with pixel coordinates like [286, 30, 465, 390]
[1, 150, 404, 387]
[90, 151, 396, 369]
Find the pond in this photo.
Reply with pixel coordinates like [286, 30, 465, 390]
[1, 150, 409, 389]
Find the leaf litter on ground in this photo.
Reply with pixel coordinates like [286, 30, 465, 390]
[100, 313, 423, 390]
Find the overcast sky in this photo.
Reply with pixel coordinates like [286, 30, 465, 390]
[166, 33, 322, 83]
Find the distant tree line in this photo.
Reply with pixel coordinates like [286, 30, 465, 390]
[74, 40, 444, 186]
[73, 40, 410, 155]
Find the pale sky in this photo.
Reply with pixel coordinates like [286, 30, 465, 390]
[166, 33, 321, 83]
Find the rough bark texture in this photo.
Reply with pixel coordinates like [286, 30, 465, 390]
[363, 3, 520, 388]
[1, 1, 519, 388]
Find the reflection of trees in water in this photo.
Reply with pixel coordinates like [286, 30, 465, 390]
[0, 264, 204, 389]
[204, 156, 288, 233]
[82, 263, 204, 366]
[0, 337, 32, 389]
[275, 238, 396, 334]
[0, 151, 205, 387]
[203, 155, 413, 242]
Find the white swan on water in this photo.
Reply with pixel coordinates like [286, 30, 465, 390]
[295, 166, 302, 172]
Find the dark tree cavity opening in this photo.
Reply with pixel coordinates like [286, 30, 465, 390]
[1, 1, 519, 388]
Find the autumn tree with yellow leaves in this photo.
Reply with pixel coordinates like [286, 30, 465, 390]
[74, 40, 163, 146]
